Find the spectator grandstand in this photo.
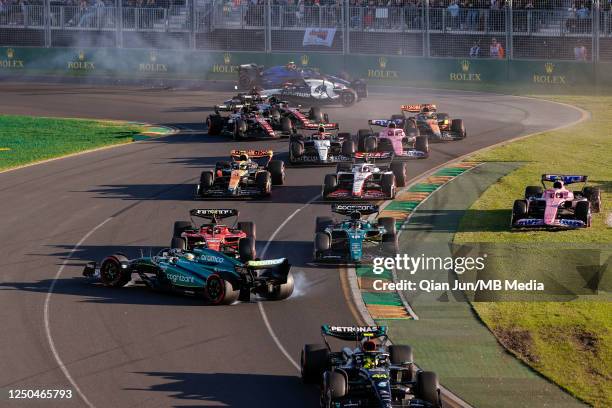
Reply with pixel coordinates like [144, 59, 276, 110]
[0, 0, 611, 60]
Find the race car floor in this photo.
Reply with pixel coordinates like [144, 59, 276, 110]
[0, 82, 584, 407]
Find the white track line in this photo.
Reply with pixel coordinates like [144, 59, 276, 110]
[44, 217, 113, 408]
[258, 195, 320, 372]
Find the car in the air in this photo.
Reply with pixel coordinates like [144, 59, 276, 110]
[171, 209, 256, 259]
[511, 174, 602, 229]
[357, 120, 429, 160]
[400, 104, 466, 142]
[301, 325, 442, 408]
[196, 150, 285, 199]
[322, 157, 407, 200]
[314, 203, 398, 263]
[238, 63, 368, 107]
[289, 125, 355, 165]
[82, 247, 294, 305]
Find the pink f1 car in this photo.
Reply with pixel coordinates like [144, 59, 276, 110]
[357, 120, 430, 160]
[511, 174, 602, 229]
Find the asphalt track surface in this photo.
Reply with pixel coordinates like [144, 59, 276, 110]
[0, 83, 583, 408]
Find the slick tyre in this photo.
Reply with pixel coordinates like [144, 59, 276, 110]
[267, 160, 285, 185]
[414, 135, 429, 158]
[256, 171, 272, 196]
[323, 174, 338, 197]
[341, 140, 355, 157]
[364, 136, 378, 153]
[290, 140, 305, 161]
[390, 161, 407, 187]
[512, 200, 528, 226]
[382, 173, 396, 198]
[324, 370, 348, 399]
[280, 116, 293, 135]
[524, 186, 543, 199]
[575, 201, 591, 226]
[417, 371, 441, 407]
[301, 344, 329, 384]
[382, 233, 399, 254]
[233, 119, 247, 140]
[100, 254, 131, 288]
[205, 274, 239, 305]
[340, 90, 357, 107]
[583, 187, 602, 213]
[260, 273, 294, 301]
[238, 237, 256, 262]
[357, 129, 371, 151]
[237, 221, 256, 240]
[171, 237, 187, 251]
[451, 118, 466, 139]
[206, 115, 223, 136]
[173, 221, 192, 237]
[378, 138, 394, 153]
[314, 232, 331, 260]
[378, 217, 397, 235]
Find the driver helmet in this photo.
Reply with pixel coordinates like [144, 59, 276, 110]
[363, 340, 377, 352]
[287, 61, 297, 70]
[388, 121, 397, 129]
[239, 154, 249, 161]
[422, 106, 430, 113]
[553, 181, 563, 189]
[318, 124, 326, 133]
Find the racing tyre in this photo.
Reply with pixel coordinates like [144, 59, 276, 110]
[301, 344, 329, 384]
[269, 108, 281, 123]
[357, 129, 371, 151]
[382, 173, 396, 198]
[268, 160, 285, 185]
[583, 187, 602, 213]
[390, 161, 407, 187]
[308, 106, 324, 122]
[238, 237, 256, 262]
[378, 217, 397, 235]
[200, 170, 214, 187]
[260, 272, 294, 301]
[170, 237, 187, 250]
[237, 222, 256, 240]
[511, 200, 528, 226]
[405, 121, 419, 138]
[324, 370, 348, 399]
[314, 232, 331, 260]
[341, 140, 355, 156]
[280, 116, 293, 135]
[173, 221, 192, 237]
[336, 163, 352, 173]
[290, 140, 305, 161]
[524, 186, 543, 199]
[233, 119, 247, 140]
[256, 171, 272, 196]
[100, 254, 131, 288]
[382, 233, 399, 254]
[364, 136, 378, 153]
[575, 201, 591, 226]
[417, 371, 440, 407]
[451, 119, 466, 139]
[315, 217, 334, 233]
[206, 115, 223, 136]
[323, 174, 338, 197]
[414, 135, 429, 158]
[205, 274, 239, 305]
[340, 90, 357, 107]
[378, 138, 394, 153]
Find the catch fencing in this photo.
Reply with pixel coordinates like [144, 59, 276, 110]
[1, 0, 611, 61]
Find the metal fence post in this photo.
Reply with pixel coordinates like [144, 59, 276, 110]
[44, 0, 51, 47]
[117, 0, 123, 48]
[190, 0, 196, 49]
[266, 0, 272, 53]
[424, 0, 429, 57]
[344, 0, 350, 54]
[506, 1, 513, 59]
[593, 0, 600, 62]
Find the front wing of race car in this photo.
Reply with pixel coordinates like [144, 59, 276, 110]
[324, 187, 391, 200]
[195, 183, 266, 199]
[512, 217, 588, 229]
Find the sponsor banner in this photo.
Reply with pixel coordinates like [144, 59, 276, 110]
[303, 28, 336, 48]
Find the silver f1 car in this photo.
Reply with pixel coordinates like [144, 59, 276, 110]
[289, 126, 354, 165]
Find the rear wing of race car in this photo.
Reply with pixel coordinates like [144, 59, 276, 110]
[541, 174, 588, 185]
[230, 149, 274, 160]
[303, 122, 339, 130]
[240, 258, 291, 283]
[332, 203, 379, 216]
[190, 209, 239, 220]
[321, 325, 388, 341]
[401, 103, 437, 113]
[368, 119, 403, 127]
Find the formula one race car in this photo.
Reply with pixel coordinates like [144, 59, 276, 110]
[301, 325, 442, 408]
[400, 104, 466, 142]
[511, 174, 602, 229]
[357, 119, 429, 160]
[82, 247, 294, 305]
[206, 102, 293, 140]
[238, 63, 367, 107]
[171, 209, 256, 259]
[196, 150, 285, 199]
[314, 203, 398, 263]
[289, 126, 355, 165]
[322, 156, 407, 200]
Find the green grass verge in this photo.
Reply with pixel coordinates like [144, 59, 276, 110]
[0, 115, 146, 171]
[455, 96, 612, 407]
